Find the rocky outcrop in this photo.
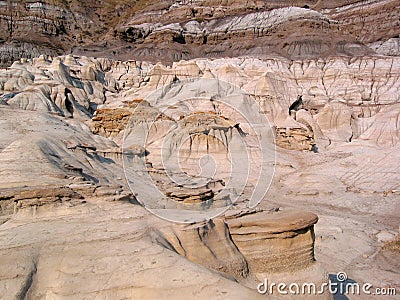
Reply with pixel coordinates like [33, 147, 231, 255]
[225, 210, 318, 274]
[115, 6, 373, 61]
[89, 107, 133, 139]
[370, 38, 400, 56]
[165, 188, 214, 204]
[0, 1, 93, 66]
[275, 127, 316, 151]
[0, 55, 114, 118]
[88, 99, 174, 144]
[154, 218, 249, 278]
[324, 0, 400, 44]
[1, 1, 400, 66]
[154, 209, 322, 282]
[0, 186, 83, 215]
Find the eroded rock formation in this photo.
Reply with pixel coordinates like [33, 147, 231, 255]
[0, 51, 399, 297]
[152, 208, 329, 299]
[225, 210, 318, 274]
[0, 0, 399, 65]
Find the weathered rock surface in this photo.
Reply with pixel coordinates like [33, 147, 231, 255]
[152, 208, 330, 300]
[0, 51, 399, 298]
[154, 218, 249, 279]
[2, 53, 399, 179]
[0, 202, 262, 299]
[370, 38, 400, 56]
[89, 107, 134, 139]
[225, 210, 318, 274]
[1, 0, 400, 66]
[275, 127, 316, 151]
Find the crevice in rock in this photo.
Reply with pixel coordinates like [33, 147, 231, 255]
[17, 259, 37, 300]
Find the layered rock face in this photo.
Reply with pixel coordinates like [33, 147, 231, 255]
[0, 1, 93, 66]
[153, 208, 328, 299]
[68, 0, 400, 62]
[225, 210, 318, 274]
[275, 127, 315, 151]
[1, 0, 399, 66]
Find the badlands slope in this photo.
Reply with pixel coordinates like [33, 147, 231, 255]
[1, 0, 400, 65]
[0, 1, 399, 299]
[0, 52, 399, 298]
